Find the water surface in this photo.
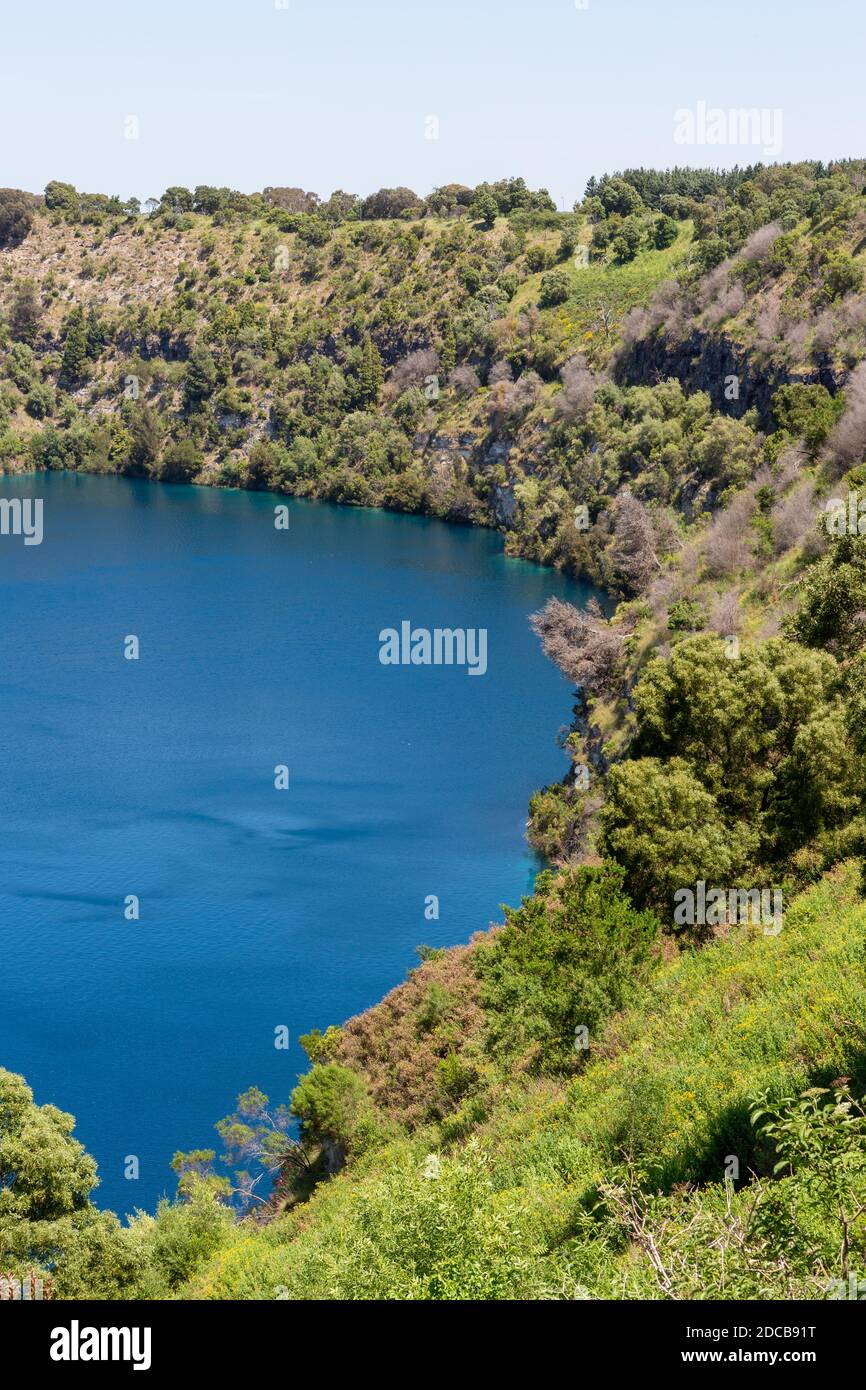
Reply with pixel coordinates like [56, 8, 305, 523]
[0, 472, 591, 1212]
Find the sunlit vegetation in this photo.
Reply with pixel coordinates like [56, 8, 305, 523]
[4, 160, 866, 1300]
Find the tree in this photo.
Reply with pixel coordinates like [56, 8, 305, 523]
[425, 183, 474, 215]
[597, 176, 644, 217]
[156, 438, 203, 481]
[85, 305, 106, 359]
[320, 189, 360, 223]
[59, 306, 89, 385]
[0, 1067, 96, 1219]
[695, 234, 728, 271]
[183, 344, 218, 410]
[263, 186, 320, 214]
[0, 188, 35, 247]
[193, 185, 228, 215]
[692, 414, 762, 489]
[360, 187, 422, 220]
[600, 757, 756, 918]
[7, 341, 35, 391]
[524, 243, 551, 272]
[558, 224, 580, 260]
[785, 531, 866, 655]
[127, 404, 163, 475]
[290, 1064, 378, 1168]
[823, 253, 864, 301]
[160, 185, 194, 214]
[475, 863, 659, 1072]
[654, 214, 678, 249]
[8, 278, 42, 344]
[610, 489, 660, 594]
[357, 336, 384, 407]
[771, 383, 842, 454]
[44, 180, 80, 219]
[632, 634, 859, 860]
[439, 321, 456, 375]
[44, 179, 78, 214]
[538, 268, 571, 307]
[212, 1087, 314, 1209]
[25, 383, 55, 419]
[469, 191, 498, 229]
[611, 215, 644, 263]
[244, 439, 281, 490]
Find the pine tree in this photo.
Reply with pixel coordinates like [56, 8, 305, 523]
[85, 305, 104, 359]
[358, 336, 383, 408]
[439, 321, 456, 376]
[183, 344, 218, 410]
[59, 307, 88, 385]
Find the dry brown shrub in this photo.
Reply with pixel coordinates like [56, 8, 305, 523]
[530, 595, 625, 696]
[384, 347, 439, 400]
[448, 364, 479, 396]
[771, 479, 817, 554]
[610, 489, 661, 594]
[702, 488, 757, 578]
[737, 222, 782, 264]
[823, 360, 866, 475]
[553, 354, 596, 422]
[703, 281, 746, 327]
[487, 360, 513, 385]
[335, 943, 488, 1128]
[708, 588, 743, 636]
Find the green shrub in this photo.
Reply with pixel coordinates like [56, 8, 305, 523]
[474, 863, 659, 1071]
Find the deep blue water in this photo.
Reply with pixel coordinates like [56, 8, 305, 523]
[0, 471, 591, 1214]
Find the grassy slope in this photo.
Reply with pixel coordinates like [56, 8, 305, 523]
[514, 223, 694, 343]
[180, 863, 866, 1299]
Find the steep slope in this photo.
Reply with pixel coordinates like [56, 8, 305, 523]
[181, 865, 866, 1300]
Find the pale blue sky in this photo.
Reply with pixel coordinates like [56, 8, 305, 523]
[2, 0, 865, 205]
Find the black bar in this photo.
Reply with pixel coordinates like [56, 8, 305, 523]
[1, 1297, 855, 1376]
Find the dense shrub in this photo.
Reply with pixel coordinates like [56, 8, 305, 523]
[475, 863, 659, 1071]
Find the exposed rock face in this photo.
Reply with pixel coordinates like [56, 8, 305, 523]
[491, 484, 517, 525]
[616, 330, 845, 428]
[216, 411, 247, 433]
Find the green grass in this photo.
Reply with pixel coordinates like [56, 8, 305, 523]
[513, 222, 694, 352]
[180, 861, 866, 1300]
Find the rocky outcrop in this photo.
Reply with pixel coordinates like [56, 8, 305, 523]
[616, 330, 845, 428]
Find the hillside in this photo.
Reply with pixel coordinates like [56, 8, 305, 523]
[180, 864, 865, 1301]
[3, 162, 866, 596]
[0, 177, 692, 562]
[4, 161, 866, 1302]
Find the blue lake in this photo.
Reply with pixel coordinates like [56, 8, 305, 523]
[0, 471, 590, 1213]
